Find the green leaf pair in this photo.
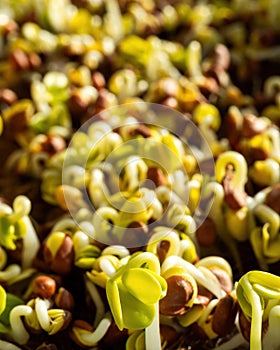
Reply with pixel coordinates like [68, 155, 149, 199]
[106, 252, 167, 330]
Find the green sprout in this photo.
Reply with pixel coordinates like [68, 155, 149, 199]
[236, 270, 280, 350]
[0, 196, 31, 251]
[106, 252, 167, 331]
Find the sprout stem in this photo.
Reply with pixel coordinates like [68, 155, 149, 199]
[145, 302, 161, 350]
[85, 278, 105, 327]
[10, 305, 33, 345]
[80, 313, 112, 345]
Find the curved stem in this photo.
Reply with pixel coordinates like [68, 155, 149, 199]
[10, 305, 33, 345]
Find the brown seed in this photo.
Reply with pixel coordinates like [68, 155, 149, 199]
[213, 44, 231, 71]
[196, 218, 217, 247]
[31, 275, 56, 299]
[100, 321, 128, 349]
[264, 183, 280, 215]
[212, 295, 237, 336]
[29, 52, 42, 69]
[197, 76, 219, 96]
[238, 308, 251, 342]
[220, 106, 242, 147]
[95, 88, 116, 114]
[43, 235, 74, 275]
[242, 114, 268, 138]
[197, 284, 214, 302]
[60, 310, 72, 331]
[55, 287, 75, 310]
[92, 71, 106, 90]
[68, 90, 91, 116]
[10, 49, 30, 70]
[3, 109, 30, 140]
[156, 240, 170, 264]
[128, 124, 152, 138]
[159, 275, 193, 316]
[0, 89, 18, 105]
[190, 322, 209, 340]
[250, 147, 270, 161]
[39, 135, 66, 156]
[238, 307, 268, 343]
[222, 172, 247, 210]
[160, 325, 181, 347]
[146, 167, 167, 187]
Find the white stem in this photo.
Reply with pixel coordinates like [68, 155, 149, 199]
[145, 302, 161, 350]
[102, 245, 130, 258]
[100, 258, 116, 277]
[35, 299, 51, 332]
[263, 305, 280, 350]
[10, 305, 33, 345]
[21, 217, 40, 269]
[80, 313, 112, 345]
[85, 278, 105, 327]
[198, 299, 219, 326]
[72, 230, 90, 253]
[0, 265, 21, 282]
[105, 0, 124, 41]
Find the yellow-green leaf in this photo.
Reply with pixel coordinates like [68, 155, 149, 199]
[122, 268, 166, 304]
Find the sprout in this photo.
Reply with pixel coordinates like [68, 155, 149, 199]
[179, 234, 198, 263]
[195, 256, 233, 280]
[216, 151, 248, 192]
[236, 271, 280, 350]
[197, 299, 220, 339]
[0, 196, 34, 252]
[104, 0, 124, 41]
[146, 227, 181, 263]
[161, 256, 224, 299]
[106, 252, 167, 330]
[249, 159, 280, 187]
[75, 244, 101, 269]
[185, 40, 203, 78]
[10, 305, 33, 345]
[250, 203, 280, 269]
[71, 312, 112, 347]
